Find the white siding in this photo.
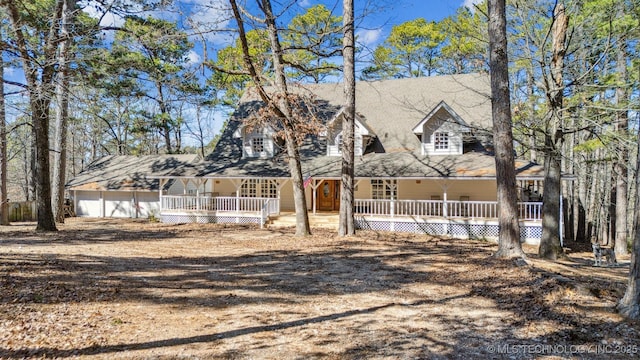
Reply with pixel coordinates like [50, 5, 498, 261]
[243, 127, 275, 158]
[421, 108, 465, 156]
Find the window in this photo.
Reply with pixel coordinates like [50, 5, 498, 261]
[336, 134, 343, 148]
[371, 179, 397, 200]
[434, 132, 449, 150]
[241, 179, 277, 198]
[252, 137, 264, 153]
[240, 179, 258, 197]
[261, 180, 277, 198]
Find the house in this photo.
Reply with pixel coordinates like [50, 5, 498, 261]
[67, 154, 200, 218]
[148, 73, 566, 244]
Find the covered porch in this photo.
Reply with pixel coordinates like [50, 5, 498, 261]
[157, 176, 546, 241]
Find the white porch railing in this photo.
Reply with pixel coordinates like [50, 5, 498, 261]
[162, 195, 280, 215]
[354, 199, 542, 221]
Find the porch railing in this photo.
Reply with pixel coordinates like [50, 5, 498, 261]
[354, 199, 542, 221]
[161, 195, 280, 215]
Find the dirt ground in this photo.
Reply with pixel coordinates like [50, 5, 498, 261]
[0, 218, 639, 360]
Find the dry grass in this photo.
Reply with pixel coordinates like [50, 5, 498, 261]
[0, 218, 638, 359]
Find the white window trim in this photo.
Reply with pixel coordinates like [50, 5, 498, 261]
[371, 179, 397, 200]
[434, 132, 449, 151]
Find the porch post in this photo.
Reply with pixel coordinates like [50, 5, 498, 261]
[181, 179, 189, 195]
[234, 179, 244, 212]
[310, 180, 321, 214]
[158, 179, 165, 214]
[389, 180, 397, 218]
[442, 186, 448, 218]
[194, 179, 202, 211]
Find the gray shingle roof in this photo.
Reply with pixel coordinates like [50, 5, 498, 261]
[179, 73, 545, 180]
[67, 154, 200, 191]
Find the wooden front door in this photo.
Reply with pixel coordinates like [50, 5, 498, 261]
[317, 180, 340, 211]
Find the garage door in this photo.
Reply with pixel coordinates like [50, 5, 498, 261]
[104, 191, 133, 218]
[136, 192, 160, 218]
[76, 191, 101, 217]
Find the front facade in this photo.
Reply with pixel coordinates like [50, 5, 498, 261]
[152, 74, 561, 244]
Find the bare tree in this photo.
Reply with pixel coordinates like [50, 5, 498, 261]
[229, 0, 311, 236]
[338, 0, 355, 236]
[487, 0, 524, 258]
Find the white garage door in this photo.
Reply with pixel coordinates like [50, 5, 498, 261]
[76, 191, 101, 217]
[136, 192, 160, 218]
[104, 191, 133, 218]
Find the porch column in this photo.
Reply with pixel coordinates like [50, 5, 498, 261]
[309, 179, 321, 214]
[181, 179, 189, 195]
[442, 185, 449, 218]
[389, 181, 397, 218]
[159, 178, 167, 213]
[194, 179, 202, 211]
[231, 179, 243, 212]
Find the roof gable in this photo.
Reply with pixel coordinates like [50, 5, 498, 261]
[411, 101, 470, 135]
[321, 107, 373, 137]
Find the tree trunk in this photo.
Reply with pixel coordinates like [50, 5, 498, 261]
[51, 0, 73, 223]
[3, 0, 59, 231]
[488, 0, 523, 258]
[0, 50, 8, 225]
[261, 0, 310, 236]
[575, 156, 587, 241]
[617, 126, 640, 319]
[538, 4, 567, 260]
[613, 18, 629, 255]
[540, 138, 563, 259]
[33, 97, 58, 231]
[339, 0, 355, 236]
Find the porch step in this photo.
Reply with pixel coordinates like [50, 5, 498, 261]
[268, 212, 339, 229]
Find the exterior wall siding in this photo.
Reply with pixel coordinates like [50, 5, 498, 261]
[421, 108, 465, 156]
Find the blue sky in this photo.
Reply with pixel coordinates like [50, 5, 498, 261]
[3, 0, 481, 141]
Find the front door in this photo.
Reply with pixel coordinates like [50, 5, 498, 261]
[317, 180, 340, 211]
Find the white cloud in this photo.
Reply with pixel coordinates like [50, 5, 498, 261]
[298, 0, 312, 7]
[186, 50, 202, 66]
[462, 0, 483, 11]
[356, 29, 383, 46]
[183, 0, 233, 45]
[80, 1, 126, 27]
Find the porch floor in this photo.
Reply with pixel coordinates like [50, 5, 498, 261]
[268, 212, 339, 229]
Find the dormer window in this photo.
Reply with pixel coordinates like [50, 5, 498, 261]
[242, 126, 274, 158]
[434, 132, 449, 150]
[252, 137, 264, 153]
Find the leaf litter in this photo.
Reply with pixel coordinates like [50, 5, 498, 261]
[0, 218, 638, 359]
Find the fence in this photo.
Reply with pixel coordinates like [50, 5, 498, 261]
[3, 201, 37, 222]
